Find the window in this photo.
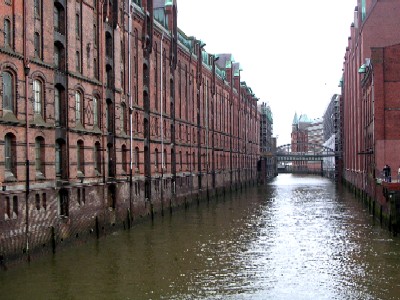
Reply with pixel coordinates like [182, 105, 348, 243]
[121, 103, 127, 133]
[134, 147, 139, 170]
[4, 133, 16, 179]
[55, 139, 66, 179]
[75, 91, 83, 125]
[93, 96, 99, 127]
[94, 142, 101, 174]
[164, 149, 167, 171]
[4, 19, 11, 47]
[12, 196, 18, 218]
[35, 194, 40, 210]
[42, 193, 47, 210]
[33, 79, 43, 116]
[77, 140, 84, 175]
[55, 87, 61, 126]
[5, 197, 10, 219]
[4, 196, 18, 220]
[75, 13, 80, 39]
[93, 24, 98, 47]
[105, 32, 112, 57]
[54, 42, 65, 70]
[59, 190, 69, 217]
[106, 65, 112, 87]
[122, 145, 127, 173]
[94, 58, 98, 79]
[155, 148, 159, 170]
[35, 136, 45, 177]
[2, 71, 14, 113]
[54, 3, 65, 34]
[54, 6, 59, 31]
[76, 51, 81, 72]
[106, 99, 113, 133]
[34, 0, 41, 18]
[34, 32, 41, 59]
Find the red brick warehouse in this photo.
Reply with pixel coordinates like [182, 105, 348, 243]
[340, 0, 400, 228]
[0, 0, 260, 263]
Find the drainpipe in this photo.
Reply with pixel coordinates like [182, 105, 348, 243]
[23, 0, 31, 262]
[128, 4, 133, 223]
[160, 33, 164, 208]
[205, 80, 209, 198]
[100, 1, 106, 184]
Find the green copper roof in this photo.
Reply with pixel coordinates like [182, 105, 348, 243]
[292, 112, 298, 125]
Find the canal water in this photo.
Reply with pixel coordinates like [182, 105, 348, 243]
[1, 174, 400, 300]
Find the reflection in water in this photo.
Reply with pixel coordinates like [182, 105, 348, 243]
[1, 174, 400, 299]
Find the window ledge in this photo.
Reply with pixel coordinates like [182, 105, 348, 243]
[36, 171, 46, 180]
[4, 172, 16, 182]
[1, 111, 19, 123]
[32, 114, 48, 127]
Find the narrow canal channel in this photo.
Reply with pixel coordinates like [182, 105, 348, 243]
[2, 174, 400, 299]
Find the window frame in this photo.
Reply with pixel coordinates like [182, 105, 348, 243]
[4, 18, 12, 48]
[35, 136, 45, 178]
[75, 90, 83, 125]
[33, 79, 43, 116]
[2, 71, 15, 113]
[4, 133, 16, 179]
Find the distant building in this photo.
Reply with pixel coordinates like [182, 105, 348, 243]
[322, 94, 341, 179]
[291, 113, 324, 171]
[258, 103, 276, 182]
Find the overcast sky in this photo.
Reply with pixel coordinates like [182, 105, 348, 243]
[177, 0, 357, 145]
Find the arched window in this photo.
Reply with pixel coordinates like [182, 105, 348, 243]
[2, 71, 14, 113]
[106, 64, 112, 87]
[75, 90, 83, 125]
[54, 42, 65, 70]
[4, 133, 16, 179]
[4, 19, 12, 48]
[75, 13, 81, 39]
[35, 136, 45, 178]
[54, 3, 65, 34]
[33, 79, 43, 116]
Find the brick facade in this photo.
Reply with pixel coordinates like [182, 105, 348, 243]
[0, 0, 260, 264]
[341, 0, 400, 227]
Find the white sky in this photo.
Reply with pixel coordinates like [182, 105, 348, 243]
[177, 0, 357, 145]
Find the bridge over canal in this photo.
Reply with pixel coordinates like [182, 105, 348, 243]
[261, 143, 340, 177]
